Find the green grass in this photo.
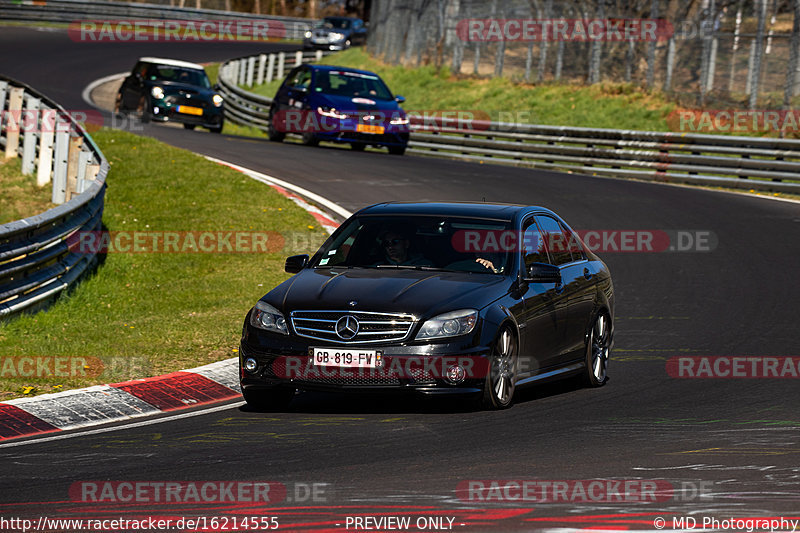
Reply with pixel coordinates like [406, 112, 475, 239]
[0, 157, 55, 225]
[0, 129, 328, 400]
[248, 48, 677, 131]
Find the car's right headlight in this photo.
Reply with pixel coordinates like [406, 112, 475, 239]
[212, 94, 224, 107]
[317, 106, 347, 119]
[415, 309, 478, 340]
[249, 301, 288, 335]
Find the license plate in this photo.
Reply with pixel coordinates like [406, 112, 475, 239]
[177, 105, 203, 116]
[356, 123, 384, 134]
[312, 348, 379, 368]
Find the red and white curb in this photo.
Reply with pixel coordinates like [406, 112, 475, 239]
[0, 360, 240, 441]
[0, 161, 346, 442]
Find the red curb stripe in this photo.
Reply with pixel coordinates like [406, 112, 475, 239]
[111, 372, 239, 411]
[0, 404, 60, 440]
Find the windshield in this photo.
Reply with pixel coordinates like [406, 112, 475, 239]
[314, 70, 394, 100]
[317, 18, 352, 30]
[148, 66, 211, 88]
[310, 216, 513, 274]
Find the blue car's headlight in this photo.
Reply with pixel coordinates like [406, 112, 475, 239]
[390, 116, 409, 125]
[415, 309, 478, 340]
[250, 301, 288, 335]
[329, 32, 345, 41]
[317, 106, 347, 119]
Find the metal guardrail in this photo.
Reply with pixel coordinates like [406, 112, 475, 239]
[0, 75, 108, 320]
[0, 0, 312, 40]
[217, 51, 800, 194]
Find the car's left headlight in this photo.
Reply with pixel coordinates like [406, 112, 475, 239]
[415, 309, 478, 340]
[212, 94, 224, 107]
[317, 106, 347, 119]
[329, 32, 345, 41]
[151, 86, 165, 99]
[249, 301, 288, 335]
[304, 30, 312, 38]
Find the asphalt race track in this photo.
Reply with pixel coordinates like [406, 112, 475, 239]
[1, 25, 800, 532]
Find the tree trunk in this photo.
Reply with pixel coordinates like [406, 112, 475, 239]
[785, 0, 800, 104]
[748, 0, 767, 109]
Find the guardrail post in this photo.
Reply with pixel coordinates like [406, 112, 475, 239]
[37, 106, 55, 187]
[51, 119, 69, 204]
[229, 62, 239, 85]
[76, 148, 91, 193]
[266, 54, 276, 83]
[66, 135, 83, 201]
[0, 80, 7, 117]
[22, 95, 40, 175]
[4, 87, 24, 159]
[246, 56, 256, 87]
[256, 54, 267, 85]
[316, 50, 323, 62]
[277, 52, 285, 79]
[295, 50, 303, 66]
[238, 59, 247, 86]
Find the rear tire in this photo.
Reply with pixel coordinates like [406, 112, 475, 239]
[480, 326, 517, 409]
[582, 313, 611, 387]
[183, 124, 196, 130]
[209, 120, 224, 134]
[350, 142, 366, 151]
[242, 388, 295, 411]
[388, 145, 406, 156]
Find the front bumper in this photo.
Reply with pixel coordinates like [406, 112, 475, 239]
[239, 334, 489, 396]
[150, 100, 223, 129]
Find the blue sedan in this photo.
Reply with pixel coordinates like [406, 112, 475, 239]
[267, 64, 410, 155]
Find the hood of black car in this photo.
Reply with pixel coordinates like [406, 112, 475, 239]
[268, 268, 507, 318]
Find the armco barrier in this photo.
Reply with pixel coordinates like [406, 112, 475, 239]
[217, 52, 800, 194]
[0, 75, 108, 320]
[0, 0, 312, 40]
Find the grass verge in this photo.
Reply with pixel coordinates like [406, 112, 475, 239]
[0, 157, 55, 225]
[247, 48, 677, 131]
[0, 129, 328, 400]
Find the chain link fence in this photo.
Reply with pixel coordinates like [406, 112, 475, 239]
[367, 0, 800, 109]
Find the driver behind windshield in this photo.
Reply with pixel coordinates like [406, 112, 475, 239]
[376, 226, 433, 267]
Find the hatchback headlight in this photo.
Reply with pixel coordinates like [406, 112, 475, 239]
[415, 309, 478, 340]
[151, 86, 165, 99]
[250, 301, 288, 335]
[212, 94, 224, 107]
[329, 32, 345, 41]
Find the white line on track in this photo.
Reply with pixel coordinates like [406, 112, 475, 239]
[81, 72, 126, 109]
[204, 155, 353, 219]
[0, 402, 244, 449]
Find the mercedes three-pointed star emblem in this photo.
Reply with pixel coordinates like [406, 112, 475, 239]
[335, 315, 359, 340]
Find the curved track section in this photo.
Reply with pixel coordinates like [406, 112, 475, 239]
[1, 26, 799, 531]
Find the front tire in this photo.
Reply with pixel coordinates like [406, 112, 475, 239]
[267, 106, 285, 142]
[583, 313, 611, 387]
[388, 145, 406, 155]
[137, 96, 150, 123]
[301, 131, 320, 146]
[480, 326, 517, 409]
[183, 124, 196, 130]
[242, 387, 295, 411]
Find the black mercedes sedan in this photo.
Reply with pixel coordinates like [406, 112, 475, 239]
[240, 202, 614, 410]
[115, 57, 224, 133]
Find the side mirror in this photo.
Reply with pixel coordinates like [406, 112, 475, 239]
[285, 254, 309, 274]
[395, 95, 406, 104]
[525, 262, 561, 283]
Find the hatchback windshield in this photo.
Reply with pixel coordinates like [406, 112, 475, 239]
[318, 18, 352, 30]
[149, 66, 211, 88]
[311, 216, 515, 274]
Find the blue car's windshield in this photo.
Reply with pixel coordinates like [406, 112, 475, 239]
[311, 216, 514, 275]
[314, 70, 394, 101]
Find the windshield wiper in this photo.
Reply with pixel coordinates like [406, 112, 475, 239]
[374, 265, 440, 270]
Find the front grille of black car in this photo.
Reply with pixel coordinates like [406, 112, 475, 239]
[164, 94, 207, 108]
[290, 310, 416, 344]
